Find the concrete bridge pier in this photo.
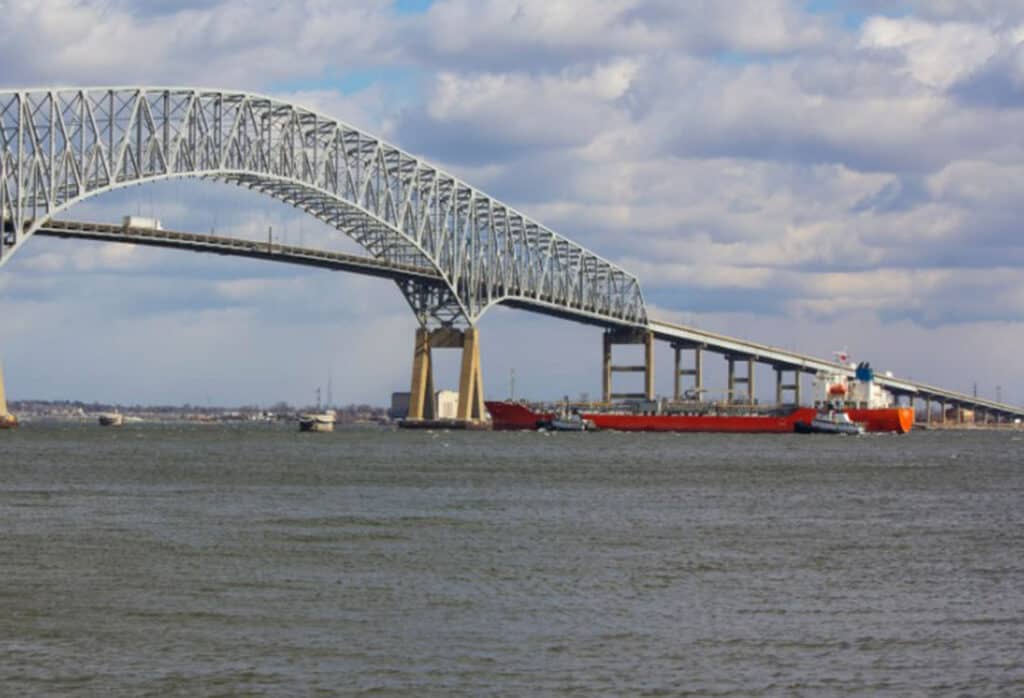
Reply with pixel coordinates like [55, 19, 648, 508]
[603, 329, 654, 403]
[408, 327, 436, 421]
[456, 327, 485, 422]
[775, 367, 802, 406]
[407, 326, 485, 423]
[727, 356, 755, 405]
[673, 343, 703, 401]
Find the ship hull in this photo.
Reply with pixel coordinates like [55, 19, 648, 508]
[486, 402, 913, 434]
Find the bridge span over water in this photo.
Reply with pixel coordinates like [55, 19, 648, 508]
[33, 219, 1024, 424]
[1, 87, 1020, 424]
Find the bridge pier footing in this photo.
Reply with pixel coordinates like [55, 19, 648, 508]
[407, 326, 486, 424]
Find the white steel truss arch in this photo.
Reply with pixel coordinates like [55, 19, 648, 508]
[0, 87, 647, 327]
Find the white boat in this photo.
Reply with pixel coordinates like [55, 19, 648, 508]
[794, 409, 864, 435]
[544, 406, 598, 432]
[98, 412, 124, 427]
[299, 410, 336, 433]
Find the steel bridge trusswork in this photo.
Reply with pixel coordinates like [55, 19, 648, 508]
[0, 88, 646, 329]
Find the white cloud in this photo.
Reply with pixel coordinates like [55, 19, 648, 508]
[859, 17, 1000, 88]
[0, 0, 399, 87]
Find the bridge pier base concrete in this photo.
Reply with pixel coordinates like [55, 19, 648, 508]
[407, 326, 486, 423]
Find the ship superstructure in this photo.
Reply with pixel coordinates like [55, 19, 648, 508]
[814, 359, 895, 410]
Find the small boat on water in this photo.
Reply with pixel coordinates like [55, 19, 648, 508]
[794, 409, 865, 435]
[0, 360, 17, 429]
[299, 410, 336, 433]
[98, 412, 124, 427]
[540, 405, 598, 432]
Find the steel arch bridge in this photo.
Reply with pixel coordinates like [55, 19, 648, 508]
[0, 87, 647, 329]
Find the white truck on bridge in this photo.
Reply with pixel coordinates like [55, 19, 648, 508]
[122, 216, 162, 230]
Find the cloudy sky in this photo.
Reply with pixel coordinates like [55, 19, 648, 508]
[3, 0, 1024, 408]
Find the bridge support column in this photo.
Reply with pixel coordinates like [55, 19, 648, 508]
[602, 329, 655, 402]
[673, 344, 703, 401]
[775, 368, 802, 406]
[456, 327, 485, 422]
[408, 327, 436, 421]
[645, 331, 655, 402]
[727, 357, 755, 405]
[407, 326, 486, 423]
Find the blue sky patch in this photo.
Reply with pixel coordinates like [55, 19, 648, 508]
[394, 0, 433, 14]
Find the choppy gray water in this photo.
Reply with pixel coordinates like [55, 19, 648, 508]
[1, 423, 1023, 696]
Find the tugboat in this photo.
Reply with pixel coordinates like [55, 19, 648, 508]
[545, 411, 598, 432]
[537, 399, 598, 432]
[0, 360, 17, 429]
[794, 408, 865, 435]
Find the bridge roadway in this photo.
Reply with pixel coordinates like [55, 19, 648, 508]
[34, 219, 1024, 422]
[34, 219, 444, 284]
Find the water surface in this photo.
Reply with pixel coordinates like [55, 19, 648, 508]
[2, 424, 1022, 695]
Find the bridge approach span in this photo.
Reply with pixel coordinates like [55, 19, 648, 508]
[650, 320, 1024, 420]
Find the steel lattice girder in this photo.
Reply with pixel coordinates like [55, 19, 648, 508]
[0, 88, 647, 327]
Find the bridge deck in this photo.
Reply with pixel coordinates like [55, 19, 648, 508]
[649, 320, 1024, 418]
[32, 219, 1024, 420]
[34, 220, 445, 284]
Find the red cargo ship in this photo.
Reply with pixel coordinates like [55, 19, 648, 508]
[485, 358, 914, 434]
[485, 401, 912, 434]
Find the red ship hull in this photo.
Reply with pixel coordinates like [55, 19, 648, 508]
[485, 401, 913, 434]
